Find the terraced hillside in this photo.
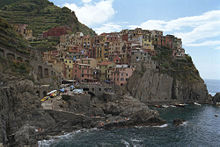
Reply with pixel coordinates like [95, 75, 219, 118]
[0, 0, 95, 36]
[0, 17, 29, 54]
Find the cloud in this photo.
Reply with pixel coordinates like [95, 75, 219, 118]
[186, 40, 220, 47]
[82, 0, 92, 3]
[64, 0, 115, 26]
[94, 23, 122, 34]
[131, 10, 220, 47]
[215, 46, 220, 50]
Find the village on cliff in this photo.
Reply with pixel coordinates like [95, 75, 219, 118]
[15, 25, 185, 87]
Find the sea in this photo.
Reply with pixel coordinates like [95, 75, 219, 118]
[39, 79, 220, 147]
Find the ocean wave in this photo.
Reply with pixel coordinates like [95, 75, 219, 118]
[38, 139, 55, 147]
[134, 124, 168, 128]
[152, 124, 168, 128]
[180, 121, 188, 126]
[131, 138, 143, 142]
[38, 128, 99, 147]
[121, 139, 130, 147]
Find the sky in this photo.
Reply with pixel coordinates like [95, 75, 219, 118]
[50, 0, 220, 80]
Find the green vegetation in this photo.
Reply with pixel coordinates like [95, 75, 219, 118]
[30, 37, 59, 51]
[0, 56, 31, 77]
[0, 0, 96, 36]
[0, 17, 30, 54]
[152, 46, 202, 83]
[0, 0, 96, 51]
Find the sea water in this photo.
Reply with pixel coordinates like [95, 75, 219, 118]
[39, 80, 220, 147]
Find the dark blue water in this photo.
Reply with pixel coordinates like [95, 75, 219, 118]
[39, 80, 220, 147]
[40, 105, 220, 147]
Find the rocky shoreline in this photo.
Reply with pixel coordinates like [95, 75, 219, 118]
[0, 75, 167, 146]
[1, 75, 217, 146]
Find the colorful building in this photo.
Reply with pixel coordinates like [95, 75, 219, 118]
[109, 64, 135, 86]
[98, 61, 115, 81]
[43, 26, 72, 38]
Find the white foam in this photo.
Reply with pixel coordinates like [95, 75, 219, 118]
[38, 139, 55, 147]
[152, 124, 168, 128]
[131, 138, 143, 142]
[121, 139, 130, 147]
[38, 128, 94, 147]
[180, 121, 188, 126]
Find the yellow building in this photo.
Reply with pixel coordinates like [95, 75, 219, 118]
[98, 61, 115, 81]
[80, 58, 97, 68]
[64, 58, 74, 80]
[64, 58, 74, 68]
[142, 34, 154, 50]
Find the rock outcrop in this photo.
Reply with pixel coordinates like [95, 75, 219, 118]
[0, 73, 165, 146]
[213, 93, 220, 104]
[173, 119, 185, 126]
[127, 62, 211, 104]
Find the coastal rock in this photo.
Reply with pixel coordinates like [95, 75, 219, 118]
[129, 109, 166, 126]
[14, 125, 37, 146]
[173, 119, 185, 126]
[127, 63, 210, 104]
[0, 75, 165, 146]
[213, 93, 220, 104]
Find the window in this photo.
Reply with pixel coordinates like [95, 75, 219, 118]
[126, 73, 128, 76]
[121, 78, 124, 81]
[99, 88, 101, 91]
[81, 74, 84, 77]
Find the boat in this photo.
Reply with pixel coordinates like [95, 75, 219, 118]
[170, 105, 176, 108]
[162, 105, 169, 108]
[194, 102, 201, 106]
[216, 102, 220, 106]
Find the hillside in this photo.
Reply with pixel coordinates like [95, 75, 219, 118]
[0, 0, 96, 36]
[0, 17, 32, 77]
[0, 17, 29, 54]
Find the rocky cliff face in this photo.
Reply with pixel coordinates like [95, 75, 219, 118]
[127, 62, 211, 104]
[0, 74, 93, 146]
[0, 73, 165, 146]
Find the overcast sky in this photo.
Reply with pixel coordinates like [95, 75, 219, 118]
[50, 0, 220, 80]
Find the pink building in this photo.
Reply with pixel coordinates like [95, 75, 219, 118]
[109, 64, 135, 86]
[72, 58, 98, 82]
[72, 63, 96, 82]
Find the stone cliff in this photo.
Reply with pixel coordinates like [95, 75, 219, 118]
[127, 47, 211, 104]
